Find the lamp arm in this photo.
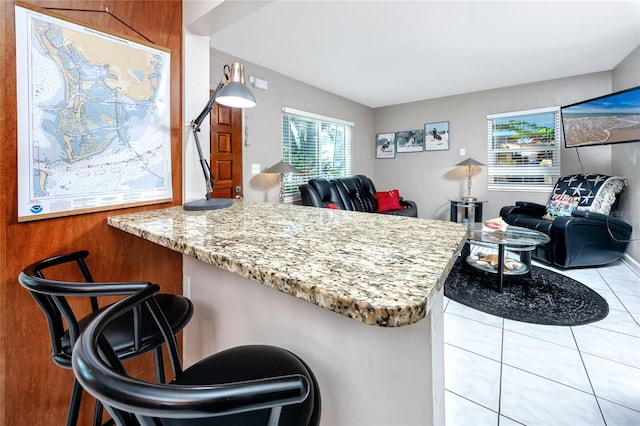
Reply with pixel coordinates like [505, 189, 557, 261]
[192, 81, 224, 132]
[192, 64, 230, 130]
[191, 128, 213, 200]
[189, 74, 229, 200]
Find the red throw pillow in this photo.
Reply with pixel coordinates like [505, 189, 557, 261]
[326, 203, 340, 210]
[375, 190, 402, 212]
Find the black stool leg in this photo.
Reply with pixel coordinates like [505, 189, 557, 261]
[67, 379, 83, 426]
[154, 346, 166, 383]
[93, 400, 104, 426]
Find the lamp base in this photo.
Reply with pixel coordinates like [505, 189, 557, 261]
[462, 196, 478, 202]
[183, 198, 233, 211]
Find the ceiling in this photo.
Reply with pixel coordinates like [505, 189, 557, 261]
[204, 1, 640, 108]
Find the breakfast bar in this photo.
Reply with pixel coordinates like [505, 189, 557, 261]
[108, 201, 467, 425]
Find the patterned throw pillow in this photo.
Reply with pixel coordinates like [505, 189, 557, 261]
[551, 174, 626, 215]
[542, 194, 580, 220]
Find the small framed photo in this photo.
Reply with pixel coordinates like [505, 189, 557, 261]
[424, 121, 450, 151]
[395, 130, 424, 153]
[376, 133, 396, 159]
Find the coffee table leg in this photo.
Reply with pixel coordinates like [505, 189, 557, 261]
[497, 245, 505, 293]
[520, 250, 532, 278]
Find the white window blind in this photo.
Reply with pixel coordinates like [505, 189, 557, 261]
[281, 107, 353, 202]
[487, 107, 561, 192]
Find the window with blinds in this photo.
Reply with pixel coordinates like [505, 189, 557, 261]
[487, 107, 561, 192]
[281, 107, 353, 202]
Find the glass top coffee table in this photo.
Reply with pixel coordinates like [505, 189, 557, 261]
[465, 225, 550, 293]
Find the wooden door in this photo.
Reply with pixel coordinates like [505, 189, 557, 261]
[210, 101, 243, 199]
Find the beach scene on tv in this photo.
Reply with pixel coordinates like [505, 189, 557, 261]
[562, 87, 640, 148]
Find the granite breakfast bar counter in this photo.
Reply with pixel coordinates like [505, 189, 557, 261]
[108, 201, 467, 425]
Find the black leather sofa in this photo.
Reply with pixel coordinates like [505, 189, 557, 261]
[299, 175, 418, 217]
[500, 174, 633, 268]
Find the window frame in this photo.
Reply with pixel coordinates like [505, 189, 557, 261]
[486, 106, 561, 192]
[281, 107, 353, 203]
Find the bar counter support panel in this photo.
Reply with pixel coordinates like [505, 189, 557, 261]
[184, 255, 444, 424]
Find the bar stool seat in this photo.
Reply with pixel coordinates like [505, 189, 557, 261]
[60, 293, 192, 360]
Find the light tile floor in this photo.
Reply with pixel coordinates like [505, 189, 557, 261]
[444, 259, 640, 426]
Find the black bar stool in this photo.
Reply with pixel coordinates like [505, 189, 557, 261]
[18, 250, 194, 426]
[72, 284, 321, 425]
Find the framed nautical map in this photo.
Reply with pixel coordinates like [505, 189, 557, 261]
[15, 4, 172, 222]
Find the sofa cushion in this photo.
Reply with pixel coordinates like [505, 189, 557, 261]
[354, 175, 379, 211]
[375, 190, 402, 212]
[308, 178, 345, 209]
[552, 174, 626, 215]
[333, 177, 372, 212]
[542, 194, 580, 221]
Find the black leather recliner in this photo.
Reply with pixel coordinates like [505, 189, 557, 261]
[299, 175, 417, 217]
[500, 174, 633, 268]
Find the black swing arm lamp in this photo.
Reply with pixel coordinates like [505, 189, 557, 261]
[184, 63, 256, 211]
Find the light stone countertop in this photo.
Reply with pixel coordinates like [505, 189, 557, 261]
[108, 201, 467, 327]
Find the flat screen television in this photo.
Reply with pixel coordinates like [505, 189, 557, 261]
[561, 86, 640, 148]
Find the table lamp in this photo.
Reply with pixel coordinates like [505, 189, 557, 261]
[263, 161, 302, 204]
[455, 157, 485, 201]
[184, 63, 256, 211]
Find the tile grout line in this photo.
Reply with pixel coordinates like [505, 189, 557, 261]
[446, 389, 501, 417]
[497, 317, 505, 425]
[570, 324, 608, 424]
[597, 268, 640, 329]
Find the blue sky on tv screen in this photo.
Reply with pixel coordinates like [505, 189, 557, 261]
[565, 88, 640, 114]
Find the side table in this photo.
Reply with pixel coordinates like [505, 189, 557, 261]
[449, 198, 486, 223]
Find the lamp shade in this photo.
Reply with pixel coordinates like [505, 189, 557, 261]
[455, 157, 485, 167]
[216, 82, 256, 108]
[263, 161, 302, 174]
[215, 63, 256, 108]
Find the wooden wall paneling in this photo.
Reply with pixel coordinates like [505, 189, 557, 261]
[0, 1, 12, 423]
[1, 1, 184, 424]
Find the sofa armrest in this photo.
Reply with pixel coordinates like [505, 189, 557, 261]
[377, 198, 417, 217]
[500, 202, 546, 221]
[570, 210, 633, 233]
[515, 201, 547, 215]
[299, 184, 322, 207]
[549, 213, 633, 267]
[400, 199, 417, 211]
[572, 209, 607, 221]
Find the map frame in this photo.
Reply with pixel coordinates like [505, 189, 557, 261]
[15, 3, 173, 222]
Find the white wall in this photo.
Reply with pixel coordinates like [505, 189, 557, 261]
[209, 49, 375, 203]
[611, 46, 640, 263]
[183, 30, 212, 205]
[372, 72, 614, 221]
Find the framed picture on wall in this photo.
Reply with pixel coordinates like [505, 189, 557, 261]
[424, 121, 450, 151]
[395, 130, 424, 153]
[376, 133, 396, 159]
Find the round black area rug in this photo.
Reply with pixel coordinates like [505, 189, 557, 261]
[444, 259, 609, 326]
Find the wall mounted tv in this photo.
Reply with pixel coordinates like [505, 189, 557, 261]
[561, 86, 640, 148]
